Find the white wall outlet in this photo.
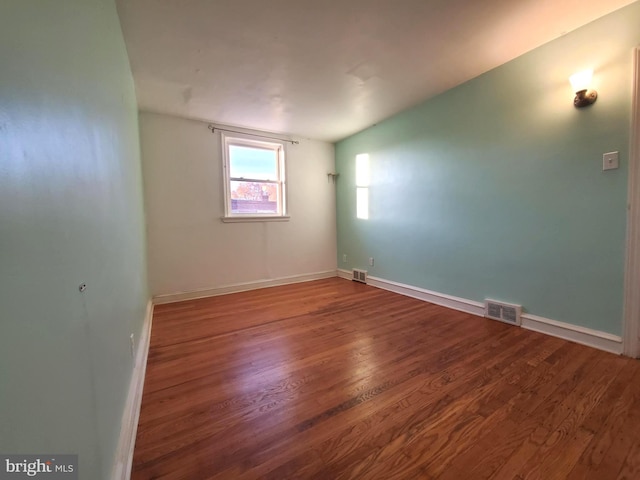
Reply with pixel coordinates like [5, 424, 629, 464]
[603, 151, 619, 171]
[369, 257, 374, 266]
[342, 254, 347, 263]
[129, 333, 135, 358]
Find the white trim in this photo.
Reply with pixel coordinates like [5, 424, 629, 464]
[521, 313, 622, 355]
[221, 131, 287, 219]
[366, 273, 485, 316]
[221, 215, 290, 223]
[337, 268, 352, 280]
[153, 270, 337, 305]
[338, 269, 484, 316]
[111, 300, 154, 480]
[623, 47, 640, 358]
[338, 270, 622, 355]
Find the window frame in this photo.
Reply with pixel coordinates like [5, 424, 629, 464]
[221, 132, 288, 222]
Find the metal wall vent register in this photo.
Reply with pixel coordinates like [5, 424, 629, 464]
[484, 299, 522, 325]
[352, 269, 367, 283]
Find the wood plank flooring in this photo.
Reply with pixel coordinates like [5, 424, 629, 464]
[132, 278, 640, 479]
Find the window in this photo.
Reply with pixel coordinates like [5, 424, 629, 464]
[221, 133, 287, 221]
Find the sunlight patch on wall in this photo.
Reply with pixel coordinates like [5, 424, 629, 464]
[356, 187, 369, 220]
[356, 153, 369, 220]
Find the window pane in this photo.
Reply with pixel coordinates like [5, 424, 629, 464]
[229, 145, 278, 180]
[230, 181, 279, 214]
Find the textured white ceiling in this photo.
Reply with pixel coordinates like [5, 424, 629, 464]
[116, 0, 635, 142]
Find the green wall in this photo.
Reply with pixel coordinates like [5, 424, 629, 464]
[0, 1, 148, 478]
[336, 3, 640, 336]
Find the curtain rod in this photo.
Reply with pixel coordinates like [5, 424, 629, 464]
[208, 124, 299, 145]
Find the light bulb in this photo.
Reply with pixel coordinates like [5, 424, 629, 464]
[569, 69, 593, 92]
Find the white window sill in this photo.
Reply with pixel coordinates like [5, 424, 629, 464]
[221, 215, 290, 223]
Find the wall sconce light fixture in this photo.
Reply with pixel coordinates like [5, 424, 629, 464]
[570, 69, 597, 108]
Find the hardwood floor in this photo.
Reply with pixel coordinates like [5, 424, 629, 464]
[132, 278, 640, 479]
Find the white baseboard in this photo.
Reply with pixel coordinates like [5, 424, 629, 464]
[338, 269, 623, 355]
[521, 313, 622, 355]
[153, 270, 338, 305]
[111, 299, 154, 480]
[337, 269, 484, 316]
[337, 268, 352, 280]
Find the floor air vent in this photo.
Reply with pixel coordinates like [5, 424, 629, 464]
[352, 269, 367, 283]
[484, 299, 522, 326]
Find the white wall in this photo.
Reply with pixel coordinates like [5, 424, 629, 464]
[140, 111, 337, 297]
